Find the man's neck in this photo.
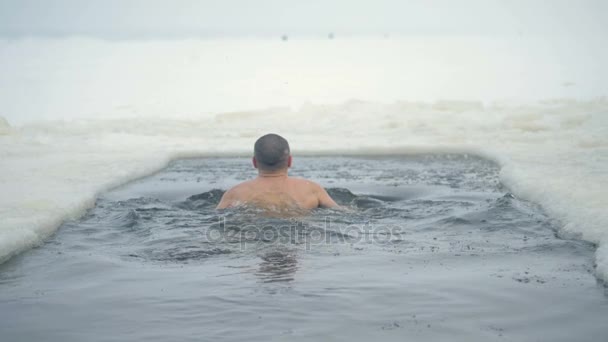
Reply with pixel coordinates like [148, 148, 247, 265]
[257, 169, 288, 178]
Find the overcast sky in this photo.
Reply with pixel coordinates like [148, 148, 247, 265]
[0, 0, 606, 38]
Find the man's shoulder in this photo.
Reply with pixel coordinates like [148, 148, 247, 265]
[289, 177, 323, 190]
[224, 180, 255, 195]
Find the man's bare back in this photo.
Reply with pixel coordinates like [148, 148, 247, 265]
[216, 175, 338, 210]
[215, 133, 339, 211]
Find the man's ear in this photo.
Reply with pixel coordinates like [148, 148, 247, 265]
[252, 157, 258, 169]
[287, 155, 292, 168]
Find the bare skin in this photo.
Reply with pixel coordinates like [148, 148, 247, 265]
[216, 156, 339, 211]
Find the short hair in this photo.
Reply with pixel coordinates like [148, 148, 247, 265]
[254, 134, 290, 170]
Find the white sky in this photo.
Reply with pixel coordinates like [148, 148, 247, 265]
[0, 0, 606, 38]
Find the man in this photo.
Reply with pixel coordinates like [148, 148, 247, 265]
[216, 133, 339, 211]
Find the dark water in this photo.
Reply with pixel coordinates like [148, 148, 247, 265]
[1, 155, 607, 341]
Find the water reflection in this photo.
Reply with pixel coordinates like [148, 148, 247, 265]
[255, 248, 299, 283]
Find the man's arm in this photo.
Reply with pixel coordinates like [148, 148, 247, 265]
[216, 188, 236, 209]
[312, 183, 340, 208]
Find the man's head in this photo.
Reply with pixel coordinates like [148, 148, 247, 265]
[253, 133, 291, 171]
